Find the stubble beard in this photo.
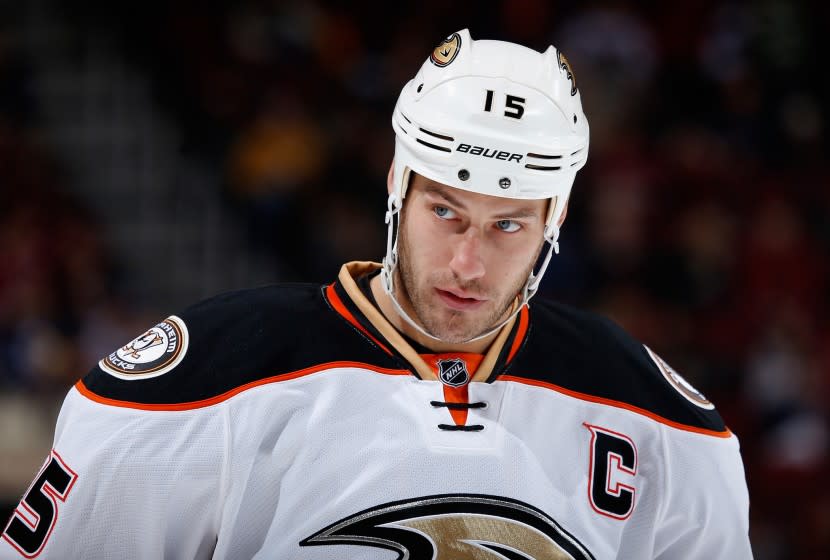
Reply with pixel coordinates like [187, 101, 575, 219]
[396, 224, 532, 344]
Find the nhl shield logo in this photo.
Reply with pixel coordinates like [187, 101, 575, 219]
[437, 358, 469, 387]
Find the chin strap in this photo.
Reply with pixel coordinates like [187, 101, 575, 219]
[380, 192, 401, 296]
[524, 221, 560, 301]
[380, 192, 561, 345]
[381, 191, 444, 342]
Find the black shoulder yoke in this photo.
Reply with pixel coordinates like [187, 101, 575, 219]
[504, 299, 727, 434]
[81, 283, 403, 405]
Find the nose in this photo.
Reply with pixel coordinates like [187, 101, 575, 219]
[449, 227, 485, 281]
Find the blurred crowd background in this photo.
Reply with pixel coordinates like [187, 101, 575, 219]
[1, 0, 828, 556]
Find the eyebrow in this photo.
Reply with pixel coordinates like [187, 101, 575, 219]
[422, 183, 542, 221]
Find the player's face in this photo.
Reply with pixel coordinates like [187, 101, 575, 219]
[397, 174, 547, 343]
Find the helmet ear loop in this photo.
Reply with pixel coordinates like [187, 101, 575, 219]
[523, 222, 560, 302]
[381, 192, 401, 295]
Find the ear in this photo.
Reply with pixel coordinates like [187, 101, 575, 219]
[387, 160, 395, 196]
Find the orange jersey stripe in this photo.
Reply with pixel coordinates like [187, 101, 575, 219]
[325, 283, 393, 356]
[506, 305, 530, 364]
[76, 361, 410, 411]
[499, 375, 732, 438]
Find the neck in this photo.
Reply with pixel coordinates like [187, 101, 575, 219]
[369, 273, 500, 354]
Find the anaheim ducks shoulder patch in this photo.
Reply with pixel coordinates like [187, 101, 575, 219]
[99, 315, 190, 380]
[644, 345, 714, 410]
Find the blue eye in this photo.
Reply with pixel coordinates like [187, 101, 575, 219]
[496, 219, 521, 233]
[434, 206, 456, 219]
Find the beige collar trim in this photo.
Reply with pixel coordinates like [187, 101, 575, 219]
[336, 261, 517, 382]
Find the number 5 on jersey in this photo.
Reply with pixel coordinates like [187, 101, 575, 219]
[2, 451, 78, 558]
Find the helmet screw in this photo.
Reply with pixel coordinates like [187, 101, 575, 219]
[499, 177, 511, 189]
[573, 114, 578, 123]
[458, 169, 470, 181]
[417, 83, 424, 93]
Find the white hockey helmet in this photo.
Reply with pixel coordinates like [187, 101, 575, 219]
[382, 29, 590, 341]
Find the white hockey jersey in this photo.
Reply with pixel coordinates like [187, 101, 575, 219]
[1, 262, 752, 559]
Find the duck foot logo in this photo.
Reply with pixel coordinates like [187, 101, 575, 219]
[300, 494, 594, 559]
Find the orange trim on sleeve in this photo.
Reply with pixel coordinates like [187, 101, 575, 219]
[325, 283, 393, 356]
[75, 361, 409, 411]
[499, 375, 732, 438]
[506, 305, 530, 364]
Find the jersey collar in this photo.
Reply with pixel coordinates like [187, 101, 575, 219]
[326, 261, 530, 382]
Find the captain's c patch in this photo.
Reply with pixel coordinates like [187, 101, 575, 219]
[99, 315, 189, 380]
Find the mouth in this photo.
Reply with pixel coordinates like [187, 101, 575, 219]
[435, 288, 487, 311]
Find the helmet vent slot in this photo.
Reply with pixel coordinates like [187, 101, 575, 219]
[419, 128, 454, 142]
[525, 152, 563, 171]
[416, 139, 452, 153]
[527, 152, 562, 160]
[393, 116, 409, 134]
[570, 148, 587, 167]
[525, 164, 562, 171]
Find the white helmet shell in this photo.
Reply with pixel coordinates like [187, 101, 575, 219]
[392, 28, 589, 229]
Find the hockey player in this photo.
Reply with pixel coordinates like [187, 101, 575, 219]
[1, 29, 751, 559]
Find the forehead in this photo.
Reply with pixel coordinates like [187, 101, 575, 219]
[409, 174, 547, 217]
